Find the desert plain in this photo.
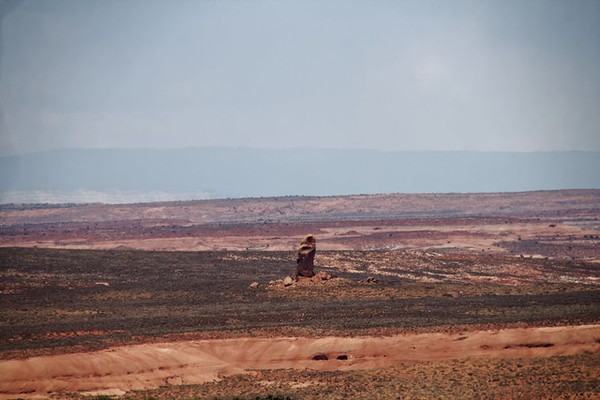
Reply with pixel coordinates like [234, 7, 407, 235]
[0, 190, 599, 399]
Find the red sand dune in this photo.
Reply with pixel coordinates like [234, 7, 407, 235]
[1, 324, 598, 398]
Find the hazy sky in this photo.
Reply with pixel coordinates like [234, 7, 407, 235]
[1, 0, 599, 156]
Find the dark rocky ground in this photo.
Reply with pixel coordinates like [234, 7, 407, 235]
[1, 247, 598, 362]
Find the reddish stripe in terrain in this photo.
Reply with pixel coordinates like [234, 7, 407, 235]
[1, 325, 598, 399]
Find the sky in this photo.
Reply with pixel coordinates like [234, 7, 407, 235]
[1, 0, 599, 156]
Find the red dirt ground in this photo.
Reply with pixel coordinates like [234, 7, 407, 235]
[0, 190, 598, 399]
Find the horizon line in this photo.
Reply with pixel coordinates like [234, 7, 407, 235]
[3, 146, 600, 157]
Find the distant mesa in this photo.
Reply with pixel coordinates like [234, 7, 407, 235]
[2, 148, 600, 203]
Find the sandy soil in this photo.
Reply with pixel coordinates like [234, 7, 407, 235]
[1, 324, 598, 399]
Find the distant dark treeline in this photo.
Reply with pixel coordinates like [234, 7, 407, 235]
[1, 148, 599, 200]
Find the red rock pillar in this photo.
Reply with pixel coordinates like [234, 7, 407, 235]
[296, 234, 316, 278]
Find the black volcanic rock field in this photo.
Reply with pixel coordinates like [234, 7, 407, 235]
[1, 247, 598, 360]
